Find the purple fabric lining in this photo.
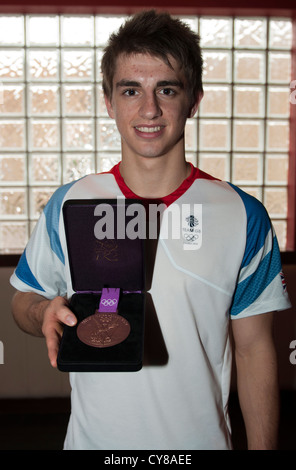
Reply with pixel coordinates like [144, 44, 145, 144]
[75, 290, 142, 294]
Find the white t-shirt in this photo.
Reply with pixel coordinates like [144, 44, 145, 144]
[10, 163, 291, 450]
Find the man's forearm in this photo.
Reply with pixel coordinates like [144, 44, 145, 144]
[235, 343, 279, 450]
[11, 290, 50, 337]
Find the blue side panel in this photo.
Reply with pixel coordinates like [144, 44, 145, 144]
[227, 183, 272, 269]
[230, 235, 282, 316]
[228, 183, 283, 316]
[15, 249, 45, 292]
[43, 181, 77, 264]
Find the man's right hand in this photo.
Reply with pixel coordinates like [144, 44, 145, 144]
[41, 296, 77, 367]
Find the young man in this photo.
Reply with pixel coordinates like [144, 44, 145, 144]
[10, 10, 291, 450]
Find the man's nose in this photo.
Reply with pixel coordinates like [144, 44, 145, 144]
[139, 93, 162, 119]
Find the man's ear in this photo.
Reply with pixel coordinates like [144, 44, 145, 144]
[104, 94, 115, 119]
[189, 91, 203, 118]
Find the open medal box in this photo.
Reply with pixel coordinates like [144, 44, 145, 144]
[57, 198, 145, 372]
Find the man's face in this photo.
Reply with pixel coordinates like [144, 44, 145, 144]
[104, 53, 199, 163]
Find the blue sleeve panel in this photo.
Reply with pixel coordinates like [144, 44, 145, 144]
[228, 183, 282, 317]
[15, 180, 76, 293]
[15, 248, 46, 292]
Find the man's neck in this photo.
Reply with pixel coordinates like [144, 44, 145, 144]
[119, 155, 191, 199]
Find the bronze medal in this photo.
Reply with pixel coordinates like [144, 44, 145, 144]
[77, 312, 131, 348]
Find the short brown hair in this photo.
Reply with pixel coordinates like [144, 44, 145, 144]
[101, 10, 203, 107]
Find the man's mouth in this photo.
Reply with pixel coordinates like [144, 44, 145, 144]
[135, 126, 162, 133]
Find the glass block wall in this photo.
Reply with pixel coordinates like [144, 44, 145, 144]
[0, 15, 293, 253]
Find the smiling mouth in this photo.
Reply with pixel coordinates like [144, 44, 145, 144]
[135, 126, 163, 133]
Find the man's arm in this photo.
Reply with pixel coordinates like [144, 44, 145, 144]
[231, 311, 279, 450]
[11, 290, 77, 368]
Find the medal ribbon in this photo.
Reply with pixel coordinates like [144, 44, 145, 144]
[98, 288, 120, 313]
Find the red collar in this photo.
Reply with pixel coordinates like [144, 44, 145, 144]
[109, 162, 216, 207]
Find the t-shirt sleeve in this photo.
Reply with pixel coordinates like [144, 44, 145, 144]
[10, 182, 74, 299]
[229, 185, 291, 319]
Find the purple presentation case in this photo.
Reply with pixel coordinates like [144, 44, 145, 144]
[57, 199, 146, 372]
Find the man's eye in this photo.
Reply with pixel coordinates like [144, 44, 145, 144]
[160, 88, 175, 96]
[123, 89, 137, 96]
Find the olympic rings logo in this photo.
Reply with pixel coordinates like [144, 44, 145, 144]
[183, 234, 199, 242]
[101, 299, 117, 306]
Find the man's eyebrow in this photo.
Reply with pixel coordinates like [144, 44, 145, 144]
[116, 80, 141, 88]
[156, 80, 184, 89]
[115, 79, 184, 89]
